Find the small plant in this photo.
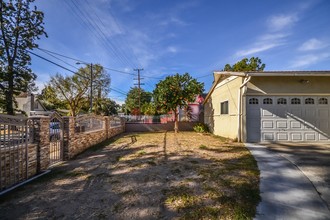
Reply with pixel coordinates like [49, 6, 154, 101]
[199, 144, 207, 149]
[136, 150, 146, 156]
[193, 123, 209, 133]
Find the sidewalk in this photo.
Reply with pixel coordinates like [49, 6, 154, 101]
[246, 143, 330, 220]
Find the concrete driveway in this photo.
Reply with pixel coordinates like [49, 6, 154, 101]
[246, 143, 330, 219]
[266, 143, 330, 208]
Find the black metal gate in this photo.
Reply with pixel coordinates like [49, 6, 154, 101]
[49, 113, 63, 165]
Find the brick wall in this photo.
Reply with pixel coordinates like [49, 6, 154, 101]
[0, 115, 125, 192]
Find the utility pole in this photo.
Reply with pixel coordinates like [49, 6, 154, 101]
[89, 63, 93, 113]
[134, 68, 144, 115]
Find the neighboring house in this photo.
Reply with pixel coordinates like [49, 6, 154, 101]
[16, 92, 48, 116]
[178, 94, 205, 122]
[204, 71, 330, 142]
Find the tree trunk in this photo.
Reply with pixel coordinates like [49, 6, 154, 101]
[5, 68, 14, 115]
[174, 109, 179, 133]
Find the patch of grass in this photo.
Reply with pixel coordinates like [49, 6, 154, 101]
[198, 144, 208, 150]
[136, 150, 146, 156]
[164, 185, 199, 211]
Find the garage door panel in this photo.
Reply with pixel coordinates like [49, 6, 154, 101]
[262, 120, 274, 129]
[276, 121, 288, 129]
[247, 96, 330, 142]
[290, 121, 303, 129]
[291, 133, 303, 141]
[305, 133, 317, 141]
[262, 109, 274, 117]
[318, 109, 329, 118]
[262, 132, 275, 141]
[277, 133, 289, 141]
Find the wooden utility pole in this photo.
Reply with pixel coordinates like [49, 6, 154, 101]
[134, 68, 144, 115]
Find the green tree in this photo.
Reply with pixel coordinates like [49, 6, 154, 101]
[0, 0, 47, 114]
[94, 98, 119, 116]
[45, 64, 110, 116]
[124, 87, 152, 115]
[153, 73, 204, 133]
[38, 85, 67, 110]
[223, 57, 265, 71]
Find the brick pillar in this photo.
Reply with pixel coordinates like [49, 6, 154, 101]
[121, 117, 126, 132]
[104, 116, 110, 139]
[31, 116, 50, 172]
[63, 116, 74, 160]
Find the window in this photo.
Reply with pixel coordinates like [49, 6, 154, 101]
[249, 98, 258, 104]
[319, 98, 328, 105]
[291, 98, 301, 104]
[34, 102, 39, 109]
[263, 98, 273, 104]
[277, 98, 287, 105]
[220, 101, 229, 114]
[305, 98, 314, 104]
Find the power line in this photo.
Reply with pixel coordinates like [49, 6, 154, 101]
[28, 50, 76, 74]
[67, 0, 136, 68]
[37, 47, 138, 77]
[37, 48, 80, 71]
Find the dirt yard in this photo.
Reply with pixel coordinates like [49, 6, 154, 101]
[0, 132, 260, 219]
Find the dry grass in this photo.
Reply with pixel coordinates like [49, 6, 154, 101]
[0, 131, 260, 220]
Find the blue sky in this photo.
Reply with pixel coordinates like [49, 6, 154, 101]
[31, 0, 330, 104]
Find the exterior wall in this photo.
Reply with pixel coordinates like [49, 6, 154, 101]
[125, 122, 198, 132]
[204, 76, 242, 139]
[246, 76, 330, 95]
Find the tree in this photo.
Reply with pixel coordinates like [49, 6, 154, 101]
[223, 57, 265, 72]
[124, 87, 152, 115]
[38, 85, 67, 110]
[45, 64, 111, 116]
[94, 98, 119, 116]
[153, 73, 204, 133]
[0, 0, 47, 114]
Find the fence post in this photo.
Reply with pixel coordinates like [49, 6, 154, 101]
[121, 117, 126, 132]
[104, 116, 110, 139]
[31, 116, 50, 172]
[63, 116, 74, 160]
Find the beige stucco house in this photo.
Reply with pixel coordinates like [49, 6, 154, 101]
[204, 71, 330, 142]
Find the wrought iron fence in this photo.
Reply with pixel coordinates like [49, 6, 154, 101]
[0, 114, 32, 191]
[110, 116, 122, 128]
[75, 115, 104, 133]
[122, 114, 174, 123]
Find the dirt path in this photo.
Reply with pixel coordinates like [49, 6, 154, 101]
[0, 132, 259, 219]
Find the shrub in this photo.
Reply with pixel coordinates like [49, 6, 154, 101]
[193, 123, 209, 133]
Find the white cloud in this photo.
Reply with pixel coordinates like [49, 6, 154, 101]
[298, 38, 328, 51]
[290, 53, 330, 68]
[167, 46, 178, 53]
[235, 34, 287, 57]
[236, 43, 281, 57]
[268, 14, 298, 31]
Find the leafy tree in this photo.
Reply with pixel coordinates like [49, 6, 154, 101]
[94, 98, 119, 116]
[38, 85, 67, 110]
[45, 64, 111, 116]
[153, 73, 204, 133]
[0, 0, 47, 114]
[223, 57, 265, 71]
[141, 102, 157, 116]
[124, 87, 152, 115]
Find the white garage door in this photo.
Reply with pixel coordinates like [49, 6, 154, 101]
[246, 96, 330, 142]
